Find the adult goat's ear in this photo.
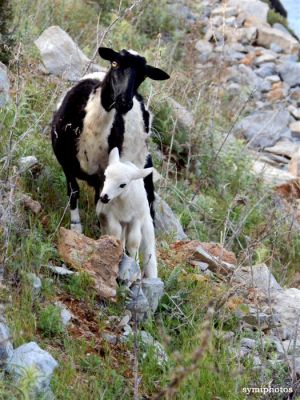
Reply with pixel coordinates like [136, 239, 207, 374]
[132, 167, 153, 180]
[98, 47, 119, 61]
[146, 65, 170, 81]
[109, 147, 120, 165]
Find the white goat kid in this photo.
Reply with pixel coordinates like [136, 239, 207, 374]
[96, 147, 158, 279]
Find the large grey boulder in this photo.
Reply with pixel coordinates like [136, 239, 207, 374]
[154, 194, 187, 240]
[35, 26, 103, 81]
[233, 264, 281, 293]
[0, 318, 13, 366]
[257, 26, 300, 55]
[234, 110, 291, 148]
[227, 0, 269, 23]
[0, 62, 10, 107]
[277, 62, 300, 88]
[7, 342, 58, 397]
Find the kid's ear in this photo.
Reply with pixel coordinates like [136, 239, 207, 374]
[108, 147, 120, 165]
[145, 65, 170, 81]
[132, 167, 153, 180]
[98, 47, 119, 61]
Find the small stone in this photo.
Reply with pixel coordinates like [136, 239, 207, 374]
[142, 278, 164, 313]
[255, 63, 276, 78]
[290, 108, 300, 120]
[168, 98, 195, 130]
[26, 273, 42, 295]
[255, 54, 277, 65]
[18, 156, 39, 172]
[265, 75, 280, 83]
[290, 121, 300, 136]
[211, 6, 238, 17]
[278, 61, 300, 87]
[20, 194, 42, 214]
[154, 194, 187, 240]
[118, 254, 141, 287]
[0, 62, 10, 108]
[54, 302, 73, 327]
[126, 283, 150, 322]
[253, 355, 262, 367]
[0, 318, 13, 366]
[240, 338, 257, 349]
[139, 331, 168, 366]
[47, 264, 74, 276]
[102, 332, 117, 345]
[6, 342, 58, 397]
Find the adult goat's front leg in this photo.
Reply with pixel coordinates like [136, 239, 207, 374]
[66, 175, 82, 234]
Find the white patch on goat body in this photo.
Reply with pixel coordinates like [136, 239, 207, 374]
[77, 87, 115, 175]
[80, 71, 106, 81]
[128, 49, 140, 56]
[78, 91, 149, 175]
[122, 97, 149, 168]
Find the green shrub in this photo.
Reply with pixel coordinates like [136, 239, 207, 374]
[38, 305, 64, 337]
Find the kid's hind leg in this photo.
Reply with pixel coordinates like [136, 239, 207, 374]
[140, 216, 157, 278]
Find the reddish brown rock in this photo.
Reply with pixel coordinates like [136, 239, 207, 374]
[170, 240, 237, 276]
[58, 227, 123, 299]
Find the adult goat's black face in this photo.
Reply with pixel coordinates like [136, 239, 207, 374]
[99, 47, 170, 114]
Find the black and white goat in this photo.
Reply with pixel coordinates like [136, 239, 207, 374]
[51, 47, 169, 233]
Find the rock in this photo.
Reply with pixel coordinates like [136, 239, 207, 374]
[18, 156, 39, 172]
[6, 342, 58, 397]
[58, 227, 123, 299]
[290, 121, 300, 136]
[0, 318, 13, 366]
[142, 278, 164, 313]
[195, 40, 214, 63]
[102, 332, 117, 345]
[211, 6, 238, 17]
[154, 194, 187, 240]
[265, 75, 280, 83]
[20, 194, 42, 214]
[265, 140, 299, 159]
[170, 240, 236, 276]
[271, 288, 300, 338]
[0, 62, 10, 107]
[240, 338, 257, 349]
[290, 88, 300, 102]
[257, 26, 300, 55]
[289, 106, 300, 120]
[47, 264, 74, 276]
[118, 254, 141, 287]
[168, 98, 195, 130]
[255, 54, 277, 65]
[139, 331, 168, 366]
[35, 26, 102, 81]
[54, 302, 73, 327]
[255, 62, 276, 78]
[227, 0, 269, 23]
[266, 83, 288, 102]
[233, 264, 281, 293]
[26, 273, 42, 295]
[126, 283, 150, 321]
[278, 61, 300, 88]
[252, 160, 295, 185]
[273, 23, 291, 36]
[270, 43, 283, 53]
[234, 110, 291, 148]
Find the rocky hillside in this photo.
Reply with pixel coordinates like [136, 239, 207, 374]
[1, 0, 300, 399]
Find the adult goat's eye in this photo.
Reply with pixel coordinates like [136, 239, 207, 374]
[112, 61, 118, 68]
[119, 183, 126, 188]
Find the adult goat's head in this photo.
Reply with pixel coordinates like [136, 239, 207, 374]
[99, 47, 170, 114]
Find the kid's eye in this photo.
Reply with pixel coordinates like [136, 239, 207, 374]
[120, 183, 126, 188]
